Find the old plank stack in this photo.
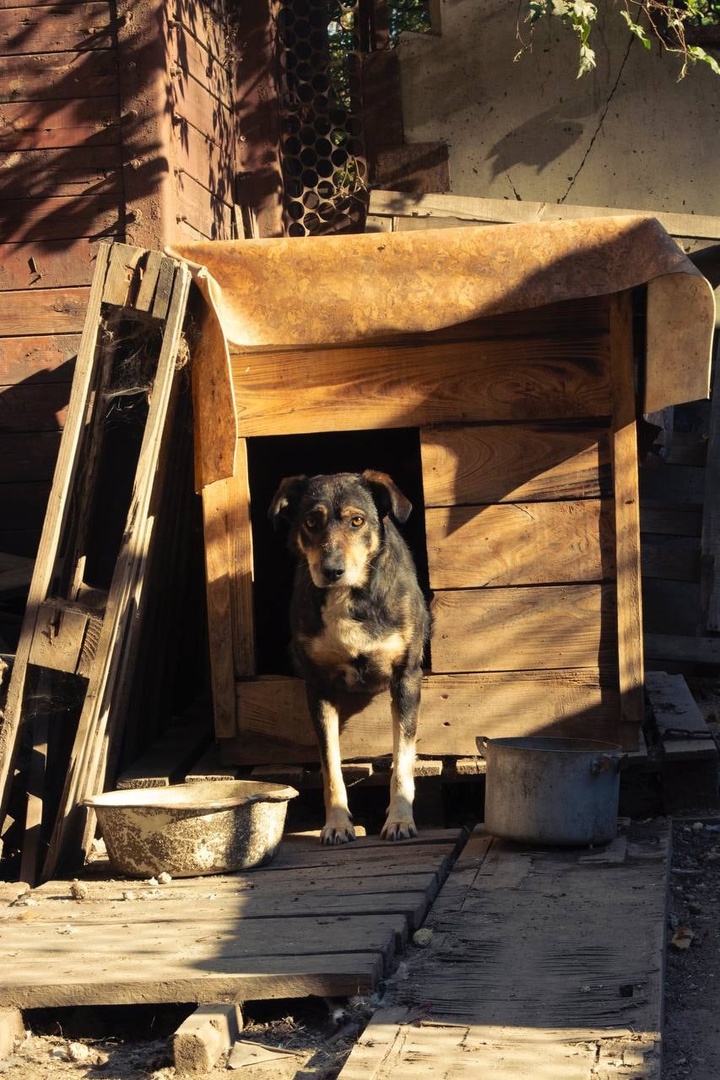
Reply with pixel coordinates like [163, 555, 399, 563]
[0, 828, 464, 1008]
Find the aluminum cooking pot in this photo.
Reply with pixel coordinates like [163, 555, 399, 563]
[477, 735, 623, 847]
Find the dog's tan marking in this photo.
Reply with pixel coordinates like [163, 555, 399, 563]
[316, 698, 356, 845]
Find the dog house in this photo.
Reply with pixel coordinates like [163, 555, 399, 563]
[169, 218, 715, 768]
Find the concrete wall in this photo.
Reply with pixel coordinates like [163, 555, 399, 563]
[397, 0, 719, 235]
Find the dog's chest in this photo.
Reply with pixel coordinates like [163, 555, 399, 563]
[302, 588, 405, 689]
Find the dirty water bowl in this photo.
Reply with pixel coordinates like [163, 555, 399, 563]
[84, 781, 299, 878]
[476, 735, 622, 847]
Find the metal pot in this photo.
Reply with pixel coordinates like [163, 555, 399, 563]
[476, 735, 622, 847]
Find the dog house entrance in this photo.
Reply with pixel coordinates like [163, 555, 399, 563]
[247, 427, 430, 677]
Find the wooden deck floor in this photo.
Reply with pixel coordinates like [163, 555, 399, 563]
[339, 821, 669, 1080]
[0, 828, 465, 1009]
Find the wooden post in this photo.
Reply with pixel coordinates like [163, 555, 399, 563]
[610, 290, 644, 735]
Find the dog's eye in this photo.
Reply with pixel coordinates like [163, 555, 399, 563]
[350, 515, 365, 529]
[304, 515, 321, 532]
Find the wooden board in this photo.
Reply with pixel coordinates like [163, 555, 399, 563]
[431, 584, 616, 673]
[0, 829, 465, 1008]
[229, 670, 626, 764]
[420, 422, 611, 505]
[425, 500, 613, 589]
[339, 822, 669, 1079]
[230, 335, 612, 437]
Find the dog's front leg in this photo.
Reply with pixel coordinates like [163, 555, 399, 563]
[382, 667, 420, 841]
[307, 688, 355, 845]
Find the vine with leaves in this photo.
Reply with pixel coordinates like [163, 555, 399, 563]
[521, 0, 720, 78]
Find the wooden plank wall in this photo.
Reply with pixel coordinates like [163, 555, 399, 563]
[0, 0, 240, 576]
[215, 294, 641, 764]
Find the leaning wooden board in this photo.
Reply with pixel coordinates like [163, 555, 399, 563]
[0, 828, 464, 1008]
[339, 822, 669, 1079]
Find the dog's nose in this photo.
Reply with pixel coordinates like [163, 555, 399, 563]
[323, 561, 345, 583]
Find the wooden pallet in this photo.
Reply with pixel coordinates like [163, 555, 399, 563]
[0, 242, 192, 883]
[0, 828, 465, 1008]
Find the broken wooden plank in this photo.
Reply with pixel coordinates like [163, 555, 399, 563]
[0, 1008, 24, 1062]
[368, 189, 720, 241]
[646, 671, 718, 760]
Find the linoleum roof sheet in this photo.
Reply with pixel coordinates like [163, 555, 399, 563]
[167, 217, 715, 488]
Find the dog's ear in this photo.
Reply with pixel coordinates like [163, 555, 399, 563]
[268, 475, 308, 528]
[361, 470, 412, 524]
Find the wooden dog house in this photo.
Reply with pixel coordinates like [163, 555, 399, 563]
[169, 218, 715, 769]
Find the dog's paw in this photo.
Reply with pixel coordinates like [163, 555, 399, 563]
[320, 811, 356, 845]
[381, 817, 417, 842]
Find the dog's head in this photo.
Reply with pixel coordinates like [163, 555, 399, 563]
[269, 470, 412, 589]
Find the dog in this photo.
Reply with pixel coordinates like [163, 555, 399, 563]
[269, 470, 429, 845]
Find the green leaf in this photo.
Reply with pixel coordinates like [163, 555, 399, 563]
[619, 9, 652, 48]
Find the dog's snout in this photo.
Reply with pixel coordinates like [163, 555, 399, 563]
[322, 557, 345, 584]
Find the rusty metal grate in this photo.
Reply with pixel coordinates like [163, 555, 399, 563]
[276, 0, 368, 235]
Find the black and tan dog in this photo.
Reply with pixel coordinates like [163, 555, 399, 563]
[269, 470, 429, 845]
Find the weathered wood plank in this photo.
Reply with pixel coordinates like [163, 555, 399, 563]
[0, 334, 78, 381]
[230, 336, 612, 437]
[369, 188, 720, 241]
[2, 194, 121, 245]
[646, 670, 718, 759]
[173, 122, 235, 204]
[171, 33, 233, 106]
[3, 287, 90, 336]
[0, 98, 120, 151]
[174, 169, 234, 240]
[421, 423, 610, 505]
[0, 384, 68, 432]
[641, 534, 700, 582]
[0, 242, 100, 291]
[231, 670, 624, 764]
[0, 433, 61, 482]
[172, 1004, 243, 1075]
[0, 4, 114, 54]
[0, 49, 117, 103]
[426, 499, 613, 589]
[431, 584, 616, 673]
[0, 146, 123, 200]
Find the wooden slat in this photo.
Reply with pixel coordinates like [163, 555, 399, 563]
[0, 335, 78, 381]
[426, 499, 613, 589]
[0, 4, 114, 54]
[202, 475, 253, 743]
[171, 31, 233, 105]
[645, 632, 720, 667]
[0, 242, 100, 291]
[431, 584, 616, 673]
[3, 287, 90, 336]
[230, 336, 612, 437]
[641, 534, 700, 582]
[0, 384, 68, 433]
[421, 422, 610, 505]
[174, 170, 234, 240]
[610, 292, 644, 727]
[232, 670, 624, 764]
[2, 195, 121, 246]
[0, 148, 123, 201]
[0, 49, 117, 103]
[646, 670, 718, 760]
[0, 97, 120, 151]
[369, 188, 720, 242]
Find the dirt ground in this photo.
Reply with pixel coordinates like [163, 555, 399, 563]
[2, 681, 720, 1080]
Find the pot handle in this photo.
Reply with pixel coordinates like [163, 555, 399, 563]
[590, 753, 621, 776]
